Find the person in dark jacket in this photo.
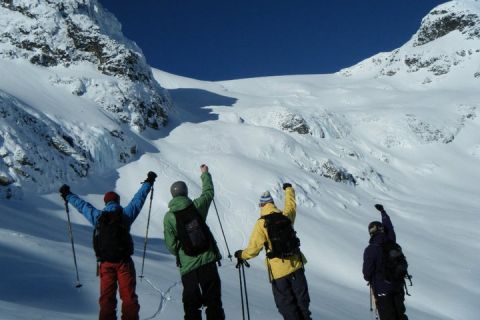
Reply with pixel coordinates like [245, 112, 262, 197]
[363, 204, 408, 320]
[59, 171, 156, 320]
[163, 164, 224, 320]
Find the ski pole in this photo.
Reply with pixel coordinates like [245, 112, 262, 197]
[370, 285, 375, 318]
[238, 261, 245, 320]
[212, 199, 232, 261]
[369, 285, 378, 320]
[64, 201, 82, 288]
[241, 260, 251, 320]
[370, 289, 372, 312]
[140, 184, 154, 279]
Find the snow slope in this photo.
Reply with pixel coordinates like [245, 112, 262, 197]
[1, 0, 480, 319]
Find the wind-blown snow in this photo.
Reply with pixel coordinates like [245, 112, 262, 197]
[1, 1, 480, 319]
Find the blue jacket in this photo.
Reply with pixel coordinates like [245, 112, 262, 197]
[66, 182, 153, 228]
[362, 211, 403, 295]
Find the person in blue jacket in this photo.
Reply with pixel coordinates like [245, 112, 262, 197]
[59, 171, 156, 320]
[363, 204, 408, 320]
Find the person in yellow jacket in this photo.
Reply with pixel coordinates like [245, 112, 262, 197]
[234, 183, 312, 320]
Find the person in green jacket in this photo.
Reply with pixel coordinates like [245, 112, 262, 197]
[163, 164, 224, 320]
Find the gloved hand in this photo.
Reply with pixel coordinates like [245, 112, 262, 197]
[59, 184, 71, 200]
[374, 204, 385, 212]
[234, 250, 243, 259]
[145, 171, 157, 184]
[282, 183, 292, 190]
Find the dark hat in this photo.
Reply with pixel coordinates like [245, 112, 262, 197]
[171, 181, 188, 197]
[104, 191, 120, 204]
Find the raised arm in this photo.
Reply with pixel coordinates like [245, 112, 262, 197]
[123, 172, 156, 224]
[60, 184, 101, 226]
[123, 182, 153, 223]
[65, 193, 102, 226]
[193, 165, 214, 220]
[375, 204, 396, 242]
[282, 183, 296, 223]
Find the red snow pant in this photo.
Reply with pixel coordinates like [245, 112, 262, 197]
[99, 257, 140, 320]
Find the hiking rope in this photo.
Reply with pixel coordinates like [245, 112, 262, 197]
[212, 199, 232, 261]
[140, 184, 154, 279]
[141, 277, 179, 320]
[64, 200, 82, 288]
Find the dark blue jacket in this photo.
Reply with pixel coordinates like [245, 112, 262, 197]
[362, 211, 403, 295]
[65, 182, 152, 228]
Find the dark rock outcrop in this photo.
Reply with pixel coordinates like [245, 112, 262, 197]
[0, 0, 169, 131]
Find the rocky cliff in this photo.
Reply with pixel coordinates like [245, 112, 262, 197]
[0, 0, 171, 198]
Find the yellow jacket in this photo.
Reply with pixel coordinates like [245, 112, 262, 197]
[239, 187, 306, 280]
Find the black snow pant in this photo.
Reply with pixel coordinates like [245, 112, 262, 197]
[181, 261, 225, 320]
[376, 291, 408, 320]
[271, 268, 312, 320]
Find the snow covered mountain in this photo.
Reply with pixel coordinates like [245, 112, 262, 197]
[0, 0, 170, 198]
[1, 1, 479, 320]
[341, 0, 480, 83]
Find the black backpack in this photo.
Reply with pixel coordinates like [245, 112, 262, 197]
[174, 204, 214, 257]
[262, 212, 301, 259]
[93, 208, 133, 262]
[382, 241, 412, 285]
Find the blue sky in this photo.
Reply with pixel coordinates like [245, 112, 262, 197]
[100, 0, 447, 81]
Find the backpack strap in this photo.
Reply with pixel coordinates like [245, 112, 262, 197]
[266, 257, 274, 283]
[259, 212, 277, 256]
[404, 273, 413, 296]
[404, 281, 410, 296]
[175, 244, 182, 268]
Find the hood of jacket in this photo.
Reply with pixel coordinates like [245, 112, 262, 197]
[369, 232, 388, 245]
[103, 201, 122, 212]
[168, 196, 193, 213]
[260, 202, 282, 217]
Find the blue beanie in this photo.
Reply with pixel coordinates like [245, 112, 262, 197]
[259, 191, 274, 205]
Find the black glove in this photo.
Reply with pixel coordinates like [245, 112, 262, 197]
[234, 250, 249, 268]
[234, 250, 243, 259]
[145, 171, 157, 184]
[59, 184, 71, 200]
[374, 204, 385, 212]
[282, 183, 292, 190]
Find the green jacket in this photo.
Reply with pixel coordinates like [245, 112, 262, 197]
[163, 172, 221, 275]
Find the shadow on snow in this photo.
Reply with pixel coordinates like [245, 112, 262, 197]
[0, 196, 172, 314]
[144, 88, 237, 140]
